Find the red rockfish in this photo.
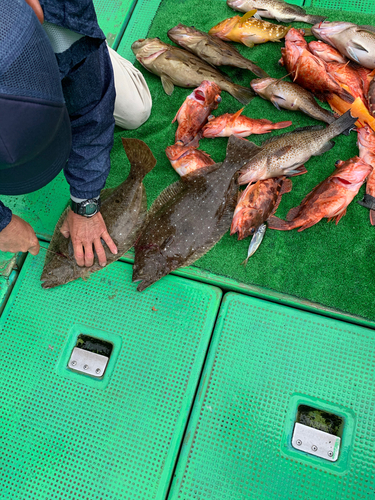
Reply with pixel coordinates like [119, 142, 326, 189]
[173, 81, 222, 146]
[268, 157, 372, 231]
[202, 108, 292, 138]
[165, 143, 214, 177]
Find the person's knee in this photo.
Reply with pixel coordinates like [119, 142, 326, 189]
[108, 45, 152, 130]
[114, 92, 152, 130]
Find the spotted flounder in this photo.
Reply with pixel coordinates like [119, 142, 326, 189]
[133, 135, 260, 291]
[41, 139, 156, 288]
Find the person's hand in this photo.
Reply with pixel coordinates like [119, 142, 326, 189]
[60, 209, 118, 267]
[25, 0, 44, 23]
[0, 215, 40, 255]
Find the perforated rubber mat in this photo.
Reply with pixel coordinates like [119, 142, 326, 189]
[0, 243, 222, 500]
[308, 0, 375, 13]
[170, 292, 375, 499]
[93, 0, 138, 48]
[117, 0, 163, 62]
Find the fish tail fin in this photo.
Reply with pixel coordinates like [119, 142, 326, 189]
[122, 138, 157, 178]
[246, 62, 269, 79]
[306, 15, 327, 25]
[272, 120, 293, 130]
[230, 84, 255, 105]
[328, 109, 357, 136]
[267, 215, 292, 230]
[337, 87, 355, 104]
[370, 210, 375, 226]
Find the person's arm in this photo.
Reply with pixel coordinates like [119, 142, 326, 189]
[60, 41, 117, 267]
[0, 201, 40, 255]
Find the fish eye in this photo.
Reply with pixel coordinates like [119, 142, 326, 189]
[250, 228, 255, 235]
[335, 160, 341, 166]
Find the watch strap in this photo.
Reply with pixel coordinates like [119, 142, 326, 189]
[71, 197, 101, 217]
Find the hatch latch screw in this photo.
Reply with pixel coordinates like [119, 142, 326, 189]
[312, 445, 318, 452]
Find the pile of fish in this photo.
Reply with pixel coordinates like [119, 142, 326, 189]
[41, 0, 375, 291]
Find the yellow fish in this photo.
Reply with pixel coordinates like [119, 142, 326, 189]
[209, 10, 290, 48]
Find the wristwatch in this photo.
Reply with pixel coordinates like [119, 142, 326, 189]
[71, 198, 101, 218]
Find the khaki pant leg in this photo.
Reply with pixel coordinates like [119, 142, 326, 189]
[107, 44, 152, 130]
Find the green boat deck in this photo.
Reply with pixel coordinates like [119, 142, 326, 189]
[1, 0, 375, 498]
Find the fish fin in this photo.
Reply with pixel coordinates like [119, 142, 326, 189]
[224, 135, 262, 170]
[302, 28, 313, 37]
[358, 25, 375, 34]
[347, 47, 361, 63]
[270, 179, 292, 216]
[267, 215, 291, 230]
[281, 178, 293, 194]
[247, 63, 269, 78]
[260, 127, 323, 146]
[330, 109, 357, 135]
[286, 206, 301, 222]
[335, 208, 347, 224]
[312, 140, 335, 156]
[293, 124, 325, 133]
[351, 41, 370, 53]
[305, 15, 327, 24]
[119, 185, 149, 253]
[242, 39, 255, 48]
[240, 9, 258, 24]
[172, 104, 183, 124]
[182, 162, 222, 179]
[147, 180, 188, 220]
[286, 165, 308, 176]
[297, 217, 323, 231]
[230, 84, 255, 104]
[370, 210, 375, 226]
[270, 96, 283, 111]
[122, 138, 157, 178]
[161, 75, 175, 95]
[230, 107, 245, 125]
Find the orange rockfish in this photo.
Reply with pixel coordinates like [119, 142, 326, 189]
[268, 157, 372, 231]
[231, 176, 292, 240]
[209, 10, 290, 48]
[280, 28, 354, 103]
[202, 108, 292, 138]
[172, 81, 222, 146]
[165, 143, 214, 177]
[357, 125, 375, 224]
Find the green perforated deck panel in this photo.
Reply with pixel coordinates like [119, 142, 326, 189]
[117, 0, 163, 62]
[307, 0, 375, 13]
[0, 243, 222, 499]
[93, 0, 138, 48]
[170, 292, 375, 499]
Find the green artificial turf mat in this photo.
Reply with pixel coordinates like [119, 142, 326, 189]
[107, 1, 375, 321]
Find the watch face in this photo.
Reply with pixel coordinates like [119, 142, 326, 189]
[85, 202, 97, 216]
